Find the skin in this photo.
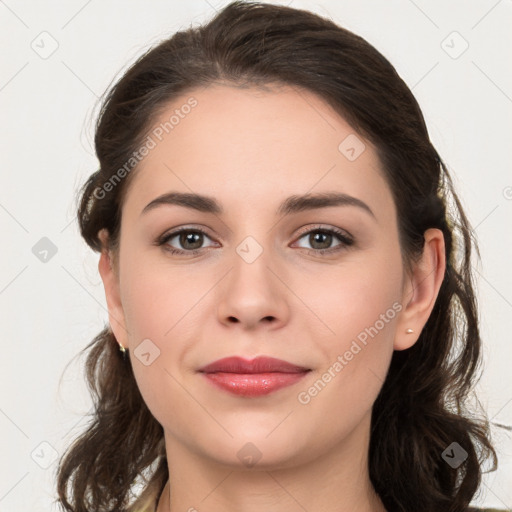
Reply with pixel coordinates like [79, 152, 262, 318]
[98, 83, 445, 512]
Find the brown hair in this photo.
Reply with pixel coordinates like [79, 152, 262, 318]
[56, 2, 507, 511]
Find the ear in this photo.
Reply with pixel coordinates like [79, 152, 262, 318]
[394, 228, 446, 351]
[97, 228, 129, 349]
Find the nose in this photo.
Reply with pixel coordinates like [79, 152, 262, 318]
[216, 248, 290, 331]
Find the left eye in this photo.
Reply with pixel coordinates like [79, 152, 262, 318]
[293, 228, 353, 252]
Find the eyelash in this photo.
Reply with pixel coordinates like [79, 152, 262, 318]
[155, 224, 354, 257]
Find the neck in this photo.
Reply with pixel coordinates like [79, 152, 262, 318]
[156, 411, 386, 512]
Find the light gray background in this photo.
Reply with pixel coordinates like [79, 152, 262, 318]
[1, 0, 511, 510]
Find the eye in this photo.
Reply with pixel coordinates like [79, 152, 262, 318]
[293, 225, 354, 255]
[156, 227, 217, 255]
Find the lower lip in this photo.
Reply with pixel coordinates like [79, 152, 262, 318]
[201, 371, 309, 397]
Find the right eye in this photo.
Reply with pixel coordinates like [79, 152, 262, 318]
[156, 227, 218, 255]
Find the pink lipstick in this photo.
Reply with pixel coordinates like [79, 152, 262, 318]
[198, 356, 311, 397]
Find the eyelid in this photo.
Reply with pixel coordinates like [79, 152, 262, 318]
[293, 223, 353, 240]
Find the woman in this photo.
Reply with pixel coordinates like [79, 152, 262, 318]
[56, 1, 510, 511]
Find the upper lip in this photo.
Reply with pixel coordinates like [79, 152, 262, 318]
[198, 356, 310, 374]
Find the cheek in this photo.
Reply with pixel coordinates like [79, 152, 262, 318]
[117, 251, 218, 422]
[303, 247, 403, 348]
[119, 266, 198, 428]
[119, 251, 207, 342]
[295, 250, 402, 413]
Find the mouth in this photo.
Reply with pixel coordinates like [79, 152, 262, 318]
[198, 356, 311, 397]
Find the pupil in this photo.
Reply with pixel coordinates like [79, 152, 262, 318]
[181, 232, 202, 250]
[311, 232, 331, 249]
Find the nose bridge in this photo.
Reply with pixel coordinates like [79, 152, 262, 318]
[233, 236, 272, 290]
[216, 230, 289, 329]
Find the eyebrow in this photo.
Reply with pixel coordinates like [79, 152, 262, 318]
[140, 191, 375, 219]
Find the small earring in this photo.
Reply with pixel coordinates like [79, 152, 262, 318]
[118, 343, 126, 353]
[405, 328, 414, 334]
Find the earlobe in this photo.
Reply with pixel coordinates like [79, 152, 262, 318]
[97, 229, 129, 349]
[394, 228, 446, 351]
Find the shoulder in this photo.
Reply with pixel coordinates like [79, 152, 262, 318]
[468, 508, 512, 512]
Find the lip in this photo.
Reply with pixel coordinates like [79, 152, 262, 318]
[198, 356, 310, 374]
[198, 356, 311, 397]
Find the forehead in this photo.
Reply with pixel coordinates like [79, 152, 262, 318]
[123, 83, 393, 218]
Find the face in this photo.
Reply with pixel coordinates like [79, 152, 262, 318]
[101, 83, 418, 470]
